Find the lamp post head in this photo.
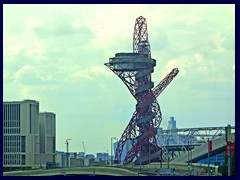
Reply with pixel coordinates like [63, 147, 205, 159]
[66, 139, 71, 143]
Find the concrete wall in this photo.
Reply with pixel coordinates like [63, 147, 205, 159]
[39, 112, 56, 166]
[137, 162, 219, 175]
[70, 158, 84, 167]
[21, 101, 40, 167]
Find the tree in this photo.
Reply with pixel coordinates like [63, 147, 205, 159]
[219, 153, 235, 176]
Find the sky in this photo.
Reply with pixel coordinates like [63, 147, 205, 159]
[3, 4, 235, 155]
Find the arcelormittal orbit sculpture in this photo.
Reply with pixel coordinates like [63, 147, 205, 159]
[105, 16, 179, 165]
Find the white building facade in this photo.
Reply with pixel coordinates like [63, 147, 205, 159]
[3, 100, 40, 169]
[39, 112, 56, 167]
[3, 100, 56, 170]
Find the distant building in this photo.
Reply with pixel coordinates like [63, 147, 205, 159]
[157, 116, 197, 145]
[3, 100, 56, 170]
[78, 152, 85, 157]
[39, 112, 56, 166]
[55, 151, 66, 168]
[55, 151, 96, 167]
[96, 153, 109, 161]
[85, 154, 95, 166]
[86, 154, 95, 159]
[69, 152, 84, 167]
[69, 152, 75, 159]
[113, 139, 132, 163]
[168, 117, 176, 130]
[70, 157, 84, 167]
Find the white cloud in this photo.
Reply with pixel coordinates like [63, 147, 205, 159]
[165, 60, 178, 75]
[25, 46, 46, 57]
[5, 44, 24, 55]
[71, 66, 113, 80]
[12, 64, 35, 81]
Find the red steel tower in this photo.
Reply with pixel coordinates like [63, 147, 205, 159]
[105, 16, 179, 165]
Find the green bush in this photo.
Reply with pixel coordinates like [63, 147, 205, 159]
[219, 153, 235, 176]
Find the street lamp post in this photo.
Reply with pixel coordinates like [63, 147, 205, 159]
[190, 135, 193, 172]
[160, 148, 162, 168]
[66, 139, 71, 168]
[167, 138, 170, 169]
[207, 138, 210, 176]
[111, 137, 117, 166]
[159, 147, 163, 170]
[188, 138, 190, 174]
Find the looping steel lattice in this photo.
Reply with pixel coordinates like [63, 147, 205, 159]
[105, 16, 179, 165]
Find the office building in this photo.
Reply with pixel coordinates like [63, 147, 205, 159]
[39, 112, 56, 166]
[96, 153, 109, 161]
[3, 100, 56, 169]
[3, 100, 40, 169]
[85, 154, 95, 166]
[168, 116, 177, 130]
[78, 152, 85, 157]
[55, 151, 66, 168]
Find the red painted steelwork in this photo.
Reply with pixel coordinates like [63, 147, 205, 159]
[105, 16, 179, 165]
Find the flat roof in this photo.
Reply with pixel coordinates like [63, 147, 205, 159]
[3, 99, 39, 103]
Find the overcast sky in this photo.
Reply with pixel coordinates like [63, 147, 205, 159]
[3, 4, 235, 155]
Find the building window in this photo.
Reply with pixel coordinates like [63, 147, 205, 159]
[10, 104, 12, 121]
[7, 104, 9, 120]
[21, 155, 26, 165]
[18, 104, 20, 121]
[3, 104, 5, 121]
[13, 104, 16, 120]
[21, 136, 26, 152]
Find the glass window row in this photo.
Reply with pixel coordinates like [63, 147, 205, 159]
[4, 154, 21, 165]
[3, 128, 20, 134]
[3, 104, 21, 121]
[3, 120, 20, 128]
[4, 135, 21, 141]
[4, 147, 21, 153]
[4, 141, 21, 147]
